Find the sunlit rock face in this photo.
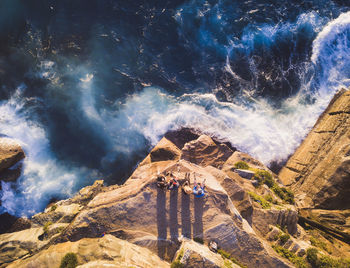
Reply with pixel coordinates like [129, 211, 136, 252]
[279, 89, 350, 210]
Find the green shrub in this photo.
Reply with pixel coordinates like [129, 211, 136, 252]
[248, 192, 271, 209]
[171, 249, 184, 268]
[281, 187, 295, 204]
[271, 185, 295, 204]
[43, 221, 53, 234]
[273, 245, 308, 268]
[306, 248, 319, 267]
[60, 253, 78, 268]
[278, 233, 290, 245]
[251, 169, 295, 204]
[253, 170, 273, 186]
[234, 161, 250, 170]
[50, 204, 57, 212]
[306, 247, 350, 268]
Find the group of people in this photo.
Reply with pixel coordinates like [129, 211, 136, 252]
[156, 172, 206, 198]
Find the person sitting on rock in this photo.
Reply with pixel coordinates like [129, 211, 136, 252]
[182, 172, 193, 194]
[156, 174, 168, 190]
[167, 172, 180, 190]
[193, 176, 206, 197]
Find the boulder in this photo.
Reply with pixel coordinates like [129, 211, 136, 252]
[235, 169, 255, 179]
[150, 137, 181, 162]
[224, 151, 267, 171]
[279, 89, 350, 210]
[181, 135, 233, 168]
[174, 238, 240, 268]
[140, 138, 181, 167]
[0, 138, 25, 178]
[7, 234, 169, 268]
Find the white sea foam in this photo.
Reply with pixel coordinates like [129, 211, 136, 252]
[0, 87, 97, 216]
[1, 11, 349, 217]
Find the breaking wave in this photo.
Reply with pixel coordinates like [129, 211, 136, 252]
[0, 3, 349, 216]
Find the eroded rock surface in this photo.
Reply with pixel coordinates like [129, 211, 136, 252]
[7, 235, 169, 268]
[279, 89, 350, 210]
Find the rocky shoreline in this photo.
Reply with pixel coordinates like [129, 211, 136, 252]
[0, 89, 349, 268]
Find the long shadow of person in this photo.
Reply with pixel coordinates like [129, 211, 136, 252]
[181, 190, 192, 238]
[169, 188, 179, 241]
[157, 187, 167, 259]
[193, 197, 204, 240]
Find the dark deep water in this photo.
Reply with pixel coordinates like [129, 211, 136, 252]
[0, 0, 349, 216]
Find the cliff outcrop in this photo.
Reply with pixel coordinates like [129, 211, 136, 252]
[279, 89, 350, 210]
[1, 133, 306, 268]
[2, 94, 350, 267]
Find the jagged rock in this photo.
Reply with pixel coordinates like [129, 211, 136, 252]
[32, 203, 82, 225]
[61, 180, 105, 206]
[279, 89, 350, 210]
[150, 137, 181, 162]
[299, 208, 350, 234]
[181, 135, 233, 168]
[224, 151, 267, 171]
[7, 234, 169, 268]
[174, 238, 240, 268]
[252, 208, 298, 235]
[59, 159, 291, 267]
[140, 137, 181, 166]
[235, 169, 255, 179]
[0, 138, 25, 179]
[0, 213, 31, 234]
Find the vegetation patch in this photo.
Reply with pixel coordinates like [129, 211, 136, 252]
[234, 161, 250, 170]
[278, 232, 291, 245]
[252, 169, 295, 204]
[217, 249, 247, 268]
[306, 248, 350, 268]
[310, 236, 331, 254]
[43, 221, 53, 234]
[248, 192, 271, 209]
[272, 245, 307, 268]
[60, 252, 78, 268]
[171, 248, 184, 268]
[50, 204, 58, 212]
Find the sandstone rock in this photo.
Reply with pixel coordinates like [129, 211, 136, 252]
[164, 128, 200, 149]
[58, 159, 291, 267]
[224, 151, 267, 171]
[150, 137, 181, 162]
[235, 169, 255, 179]
[181, 135, 233, 168]
[32, 203, 83, 225]
[299, 208, 350, 234]
[0, 138, 25, 179]
[7, 234, 169, 268]
[174, 238, 240, 268]
[252, 208, 298, 235]
[0, 227, 47, 266]
[279, 89, 350, 210]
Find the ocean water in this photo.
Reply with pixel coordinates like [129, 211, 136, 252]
[0, 0, 349, 216]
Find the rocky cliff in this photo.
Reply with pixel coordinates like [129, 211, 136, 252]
[279, 88, 350, 210]
[279, 89, 350, 241]
[1, 92, 350, 267]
